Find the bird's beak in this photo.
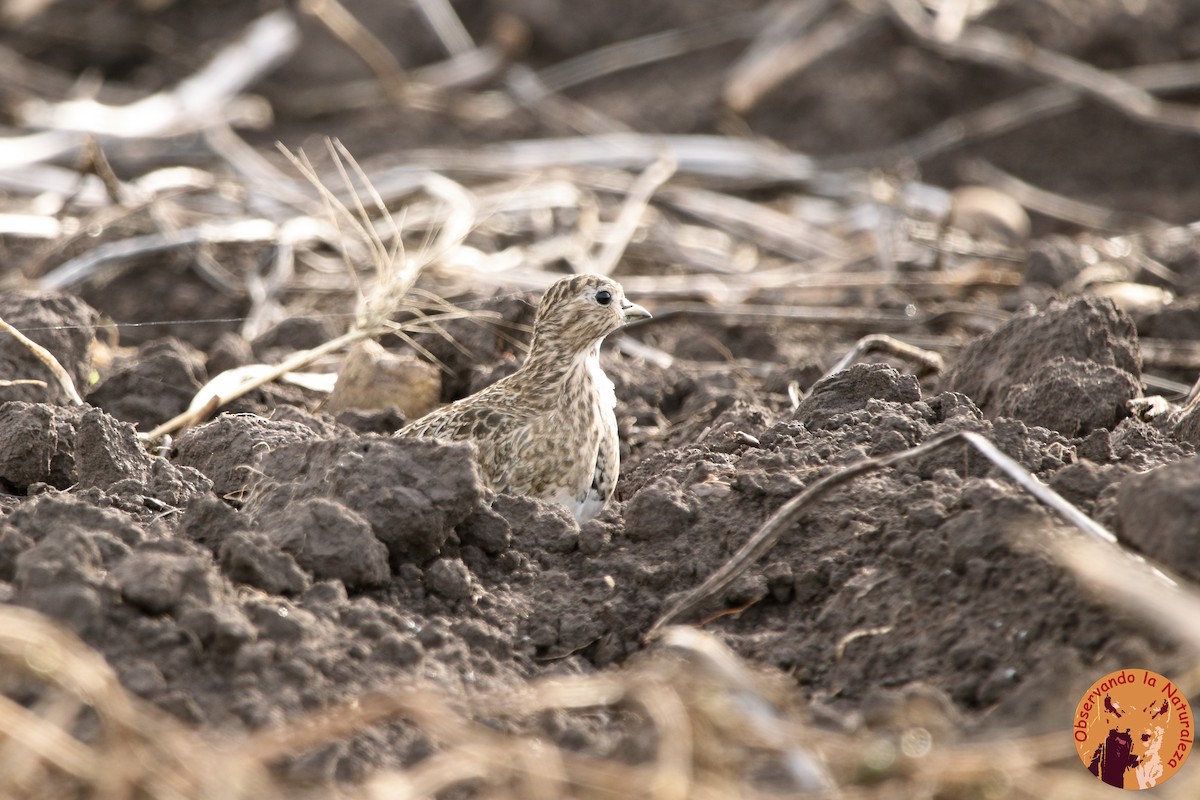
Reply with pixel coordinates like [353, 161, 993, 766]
[621, 301, 652, 323]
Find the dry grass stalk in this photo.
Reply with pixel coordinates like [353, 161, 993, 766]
[0, 314, 82, 404]
[724, 1, 880, 113]
[15, 10, 297, 140]
[140, 142, 480, 441]
[649, 430, 1172, 635]
[592, 153, 677, 276]
[881, 0, 1200, 133]
[300, 0, 426, 111]
[813, 333, 945, 394]
[9, 596, 1188, 799]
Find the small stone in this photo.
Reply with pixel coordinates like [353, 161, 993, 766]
[374, 632, 424, 666]
[120, 662, 167, 697]
[624, 480, 694, 541]
[219, 532, 311, 596]
[112, 551, 219, 615]
[578, 519, 610, 555]
[247, 601, 314, 646]
[177, 603, 256, 655]
[764, 562, 794, 603]
[425, 558, 473, 602]
[457, 504, 512, 554]
[417, 620, 449, 649]
[327, 340, 441, 419]
[300, 580, 349, 618]
[234, 641, 276, 674]
[263, 498, 391, 590]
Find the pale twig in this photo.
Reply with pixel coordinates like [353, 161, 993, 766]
[413, 0, 475, 56]
[811, 333, 944, 396]
[386, 133, 818, 183]
[1141, 338, 1200, 373]
[0, 163, 215, 209]
[140, 328, 368, 441]
[1053, 537, 1200, 652]
[203, 124, 320, 215]
[930, 0, 977, 42]
[16, 10, 297, 138]
[724, 1, 879, 113]
[80, 136, 127, 205]
[660, 184, 849, 259]
[648, 430, 1167, 635]
[538, 10, 762, 94]
[0, 694, 98, 781]
[299, 0, 423, 110]
[0, 316, 82, 405]
[882, 0, 1200, 133]
[241, 233, 295, 340]
[723, 0, 836, 111]
[39, 218, 324, 291]
[0, 130, 91, 171]
[592, 153, 676, 276]
[505, 65, 631, 135]
[0, 213, 69, 239]
[837, 58, 1200, 167]
[959, 159, 1168, 231]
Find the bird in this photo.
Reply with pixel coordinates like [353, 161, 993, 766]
[395, 273, 650, 522]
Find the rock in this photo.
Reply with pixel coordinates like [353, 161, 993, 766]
[87, 337, 206, 430]
[425, 558, 473, 601]
[0, 401, 79, 489]
[457, 504, 512, 555]
[4, 493, 145, 551]
[246, 600, 317, 646]
[74, 407, 153, 489]
[177, 603, 256, 655]
[173, 414, 321, 500]
[177, 495, 251, 553]
[948, 185, 1030, 245]
[262, 498, 391, 589]
[374, 632, 424, 666]
[112, 551, 221, 615]
[795, 364, 921, 430]
[253, 436, 483, 564]
[997, 357, 1141, 437]
[1023, 236, 1086, 288]
[13, 528, 110, 637]
[491, 495, 579, 553]
[219, 531, 311, 596]
[941, 296, 1141, 436]
[624, 479, 694, 541]
[327, 339, 441, 420]
[1117, 456, 1200, 581]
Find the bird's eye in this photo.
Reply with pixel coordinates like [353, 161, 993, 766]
[595, 290, 612, 306]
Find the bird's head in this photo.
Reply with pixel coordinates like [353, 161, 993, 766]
[529, 273, 651, 358]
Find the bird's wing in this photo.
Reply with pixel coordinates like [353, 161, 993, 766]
[398, 401, 531, 492]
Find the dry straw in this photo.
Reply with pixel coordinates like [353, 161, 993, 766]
[5, 0, 1200, 797]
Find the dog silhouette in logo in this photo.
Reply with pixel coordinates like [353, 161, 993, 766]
[1087, 694, 1170, 788]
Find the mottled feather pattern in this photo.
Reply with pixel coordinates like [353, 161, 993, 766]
[395, 274, 650, 521]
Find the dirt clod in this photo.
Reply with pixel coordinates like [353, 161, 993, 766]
[1116, 455, 1200, 581]
[4, 1, 1200, 794]
[941, 296, 1142, 436]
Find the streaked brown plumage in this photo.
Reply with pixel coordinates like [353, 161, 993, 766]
[395, 274, 651, 521]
